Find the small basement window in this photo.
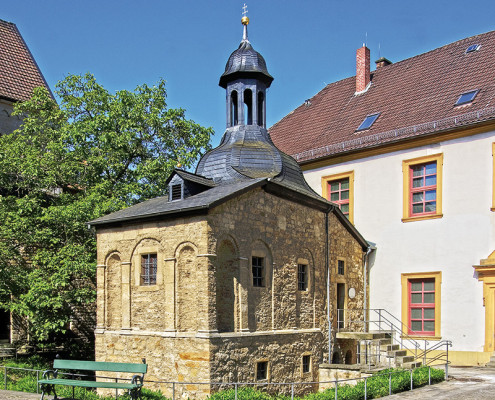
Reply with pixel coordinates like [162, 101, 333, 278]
[465, 44, 481, 53]
[455, 90, 479, 106]
[302, 355, 311, 373]
[256, 361, 268, 380]
[171, 184, 182, 201]
[356, 112, 380, 131]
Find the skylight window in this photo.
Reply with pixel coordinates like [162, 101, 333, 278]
[465, 44, 481, 53]
[455, 90, 479, 106]
[356, 112, 380, 131]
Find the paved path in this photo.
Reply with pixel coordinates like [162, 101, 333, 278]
[384, 366, 495, 399]
[0, 366, 494, 399]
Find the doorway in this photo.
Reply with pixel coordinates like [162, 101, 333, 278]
[0, 309, 10, 343]
[337, 283, 346, 329]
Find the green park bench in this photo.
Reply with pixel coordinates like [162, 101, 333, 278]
[38, 358, 148, 400]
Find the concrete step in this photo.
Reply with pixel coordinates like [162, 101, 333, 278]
[0, 348, 15, 358]
[388, 349, 407, 358]
[337, 331, 390, 340]
[402, 361, 422, 369]
[396, 355, 415, 364]
[381, 344, 399, 352]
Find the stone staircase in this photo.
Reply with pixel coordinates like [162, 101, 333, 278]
[486, 353, 495, 367]
[0, 341, 15, 358]
[337, 330, 422, 369]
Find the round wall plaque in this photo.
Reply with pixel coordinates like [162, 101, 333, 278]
[348, 287, 356, 299]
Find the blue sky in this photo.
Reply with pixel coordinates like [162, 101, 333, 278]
[3, 1, 495, 148]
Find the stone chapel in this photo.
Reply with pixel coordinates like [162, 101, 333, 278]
[90, 15, 369, 398]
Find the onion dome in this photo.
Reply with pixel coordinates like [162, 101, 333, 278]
[219, 17, 273, 88]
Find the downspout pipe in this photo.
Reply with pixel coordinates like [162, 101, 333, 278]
[325, 206, 334, 364]
[363, 242, 376, 333]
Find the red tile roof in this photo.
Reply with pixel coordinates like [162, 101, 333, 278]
[269, 30, 495, 163]
[0, 19, 51, 102]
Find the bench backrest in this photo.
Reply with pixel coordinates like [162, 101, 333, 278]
[53, 359, 148, 374]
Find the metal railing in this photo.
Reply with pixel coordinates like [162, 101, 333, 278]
[0, 363, 448, 400]
[337, 308, 452, 370]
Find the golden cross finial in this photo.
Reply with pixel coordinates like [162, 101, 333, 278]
[241, 3, 249, 26]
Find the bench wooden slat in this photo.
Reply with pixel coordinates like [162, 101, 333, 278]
[38, 378, 139, 390]
[53, 359, 147, 374]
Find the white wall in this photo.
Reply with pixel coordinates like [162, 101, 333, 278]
[303, 130, 495, 352]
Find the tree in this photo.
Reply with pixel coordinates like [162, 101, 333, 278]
[0, 73, 212, 354]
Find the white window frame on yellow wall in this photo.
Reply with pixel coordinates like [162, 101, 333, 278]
[321, 171, 355, 224]
[402, 153, 443, 222]
[401, 271, 442, 340]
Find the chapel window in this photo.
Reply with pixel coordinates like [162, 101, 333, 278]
[252, 256, 265, 287]
[141, 253, 157, 285]
[297, 264, 308, 291]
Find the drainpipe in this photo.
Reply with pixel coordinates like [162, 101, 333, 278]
[363, 243, 376, 333]
[325, 206, 333, 364]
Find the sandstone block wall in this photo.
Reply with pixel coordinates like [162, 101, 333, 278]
[94, 187, 367, 398]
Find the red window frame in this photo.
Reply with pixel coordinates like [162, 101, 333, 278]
[328, 178, 350, 217]
[410, 162, 437, 216]
[408, 278, 435, 336]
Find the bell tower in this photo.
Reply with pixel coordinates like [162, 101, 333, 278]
[218, 9, 273, 129]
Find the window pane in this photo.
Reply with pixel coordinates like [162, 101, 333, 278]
[330, 182, 339, 191]
[411, 282, 422, 291]
[412, 177, 424, 188]
[425, 175, 437, 186]
[411, 309, 422, 319]
[424, 293, 435, 303]
[413, 204, 424, 214]
[411, 293, 422, 303]
[340, 204, 349, 213]
[411, 321, 422, 331]
[425, 163, 436, 174]
[340, 179, 349, 190]
[331, 193, 339, 201]
[341, 190, 349, 200]
[424, 321, 435, 332]
[424, 308, 435, 319]
[425, 190, 436, 201]
[412, 192, 423, 202]
[412, 165, 423, 176]
[425, 202, 436, 212]
[424, 281, 435, 291]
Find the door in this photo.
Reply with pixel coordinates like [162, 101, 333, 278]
[0, 310, 10, 342]
[337, 283, 346, 329]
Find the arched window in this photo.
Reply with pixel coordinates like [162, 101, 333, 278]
[257, 91, 264, 127]
[345, 350, 353, 364]
[244, 89, 253, 125]
[230, 90, 238, 126]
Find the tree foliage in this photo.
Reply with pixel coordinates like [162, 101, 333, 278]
[0, 73, 212, 351]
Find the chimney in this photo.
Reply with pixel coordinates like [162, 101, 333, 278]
[375, 57, 392, 69]
[356, 45, 370, 93]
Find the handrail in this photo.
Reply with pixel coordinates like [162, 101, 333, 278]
[337, 308, 451, 370]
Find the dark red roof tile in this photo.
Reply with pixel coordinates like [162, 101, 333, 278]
[270, 30, 495, 162]
[0, 19, 51, 102]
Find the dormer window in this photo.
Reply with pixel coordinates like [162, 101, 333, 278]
[465, 44, 481, 54]
[455, 90, 479, 106]
[356, 112, 380, 132]
[171, 184, 182, 201]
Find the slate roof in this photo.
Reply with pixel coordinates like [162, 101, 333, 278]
[167, 169, 216, 187]
[0, 19, 51, 102]
[219, 39, 273, 88]
[90, 179, 265, 226]
[269, 30, 495, 163]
